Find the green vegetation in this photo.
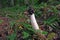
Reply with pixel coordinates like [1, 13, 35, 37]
[0, 0, 60, 40]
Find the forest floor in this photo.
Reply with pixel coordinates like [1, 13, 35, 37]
[0, 5, 60, 40]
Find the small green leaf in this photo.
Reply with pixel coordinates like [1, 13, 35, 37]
[8, 32, 16, 40]
[36, 30, 48, 35]
[22, 31, 30, 39]
[0, 20, 3, 24]
[10, 21, 16, 28]
[42, 31, 48, 35]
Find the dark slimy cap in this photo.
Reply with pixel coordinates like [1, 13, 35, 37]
[28, 7, 34, 15]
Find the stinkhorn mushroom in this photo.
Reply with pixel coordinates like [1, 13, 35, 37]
[24, 7, 47, 40]
[24, 7, 40, 30]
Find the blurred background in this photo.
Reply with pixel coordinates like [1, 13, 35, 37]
[0, 0, 60, 40]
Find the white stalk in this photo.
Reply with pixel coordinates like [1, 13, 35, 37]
[30, 14, 40, 30]
[30, 14, 46, 38]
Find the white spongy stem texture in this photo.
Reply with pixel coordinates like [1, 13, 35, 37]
[30, 14, 40, 30]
